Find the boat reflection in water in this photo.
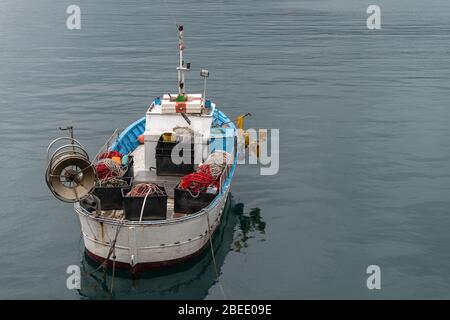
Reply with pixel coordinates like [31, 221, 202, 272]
[77, 195, 266, 300]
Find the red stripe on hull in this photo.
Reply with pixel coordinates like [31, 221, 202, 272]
[85, 245, 208, 274]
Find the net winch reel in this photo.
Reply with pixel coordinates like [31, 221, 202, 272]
[45, 128, 97, 203]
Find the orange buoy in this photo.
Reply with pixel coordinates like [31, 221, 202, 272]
[137, 134, 144, 144]
[111, 156, 122, 165]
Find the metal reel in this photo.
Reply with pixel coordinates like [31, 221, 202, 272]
[45, 137, 97, 203]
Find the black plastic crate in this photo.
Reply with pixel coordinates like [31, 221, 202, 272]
[155, 140, 177, 156]
[93, 177, 133, 210]
[174, 187, 217, 215]
[156, 153, 194, 176]
[155, 141, 194, 176]
[121, 186, 168, 221]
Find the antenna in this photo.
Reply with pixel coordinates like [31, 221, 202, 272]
[200, 69, 209, 103]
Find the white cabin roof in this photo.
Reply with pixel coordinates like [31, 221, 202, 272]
[147, 93, 203, 115]
[145, 93, 214, 140]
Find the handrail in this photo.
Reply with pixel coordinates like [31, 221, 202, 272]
[93, 128, 120, 162]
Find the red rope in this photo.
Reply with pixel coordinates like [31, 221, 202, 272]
[98, 151, 123, 160]
[197, 164, 222, 180]
[96, 163, 117, 179]
[96, 151, 124, 179]
[127, 183, 165, 197]
[179, 172, 218, 193]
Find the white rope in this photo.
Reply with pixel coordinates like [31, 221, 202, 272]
[205, 151, 232, 166]
[199, 151, 232, 179]
[96, 158, 127, 178]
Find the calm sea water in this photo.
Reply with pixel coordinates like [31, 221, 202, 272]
[1, 0, 450, 299]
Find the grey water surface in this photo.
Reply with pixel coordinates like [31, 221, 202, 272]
[1, 0, 450, 299]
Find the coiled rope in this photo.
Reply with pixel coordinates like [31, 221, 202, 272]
[179, 172, 218, 197]
[199, 151, 231, 179]
[126, 183, 166, 197]
[205, 150, 232, 166]
[95, 177, 128, 188]
[198, 164, 223, 180]
[96, 158, 127, 179]
[178, 151, 232, 196]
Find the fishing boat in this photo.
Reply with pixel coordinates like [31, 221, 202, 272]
[45, 26, 244, 273]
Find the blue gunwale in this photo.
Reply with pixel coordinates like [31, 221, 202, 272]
[110, 117, 146, 155]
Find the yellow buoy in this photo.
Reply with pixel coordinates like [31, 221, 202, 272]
[236, 115, 245, 130]
[236, 113, 251, 148]
[162, 132, 174, 142]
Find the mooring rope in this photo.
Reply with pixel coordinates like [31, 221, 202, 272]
[205, 212, 227, 300]
[85, 217, 125, 275]
[110, 246, 117, 295]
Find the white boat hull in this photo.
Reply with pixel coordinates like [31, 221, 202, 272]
[74, 187, 230, 271]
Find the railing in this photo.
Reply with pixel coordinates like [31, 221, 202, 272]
[93, 128, 120, 163]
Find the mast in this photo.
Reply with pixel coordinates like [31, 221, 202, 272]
[176, 25, 188, 96]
